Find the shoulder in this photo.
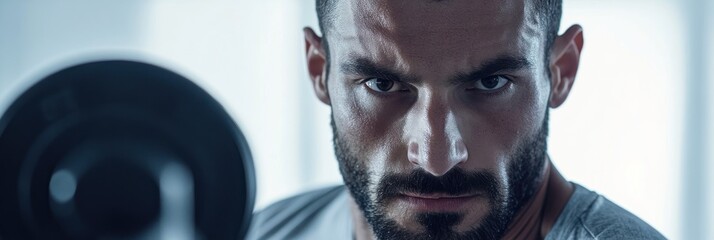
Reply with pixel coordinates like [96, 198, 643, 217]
[547, 183, 666, 240]
[246, 185, 350, 240]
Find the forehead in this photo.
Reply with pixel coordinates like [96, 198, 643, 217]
[329, 0, 543, 76]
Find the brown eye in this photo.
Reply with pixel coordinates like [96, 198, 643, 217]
[472, 76, 509, 90]
[365, 78, 404, 93]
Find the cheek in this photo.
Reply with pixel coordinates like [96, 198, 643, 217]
[330, 82, 409, 173]
[457, 82, 547, 169]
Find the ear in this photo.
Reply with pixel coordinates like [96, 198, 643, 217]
[548, 24, 584, 108]
[304, 27, 331, 105]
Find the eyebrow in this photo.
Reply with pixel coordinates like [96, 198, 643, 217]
[339, 57, 416, 83]
[450, 56, 533, 85]
[339, 55, 533, 84]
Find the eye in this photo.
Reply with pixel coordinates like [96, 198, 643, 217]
[364, 78, 406, 93]
[470, 75, 509, 91]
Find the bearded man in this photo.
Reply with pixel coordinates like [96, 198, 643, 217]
[247, 0, 664, 239]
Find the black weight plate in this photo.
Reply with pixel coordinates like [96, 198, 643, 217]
[0, 60, 255, 240]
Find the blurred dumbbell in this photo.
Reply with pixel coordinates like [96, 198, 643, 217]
[0, 60, 255, 240]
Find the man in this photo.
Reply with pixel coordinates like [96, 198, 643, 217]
[247, 0, 664, 239]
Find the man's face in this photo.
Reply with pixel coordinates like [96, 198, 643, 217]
[323, 0, 552, 239]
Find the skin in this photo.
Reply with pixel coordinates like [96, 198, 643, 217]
[304, 0, 584, 239]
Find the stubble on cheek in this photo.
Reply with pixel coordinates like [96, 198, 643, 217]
[333, 106, 424, 232]
[331, 90, 381, 152]
[332, 89, 414, 176]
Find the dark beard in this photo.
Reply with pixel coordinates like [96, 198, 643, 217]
[332, 112, 548, 240]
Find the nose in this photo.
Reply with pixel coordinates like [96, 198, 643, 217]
[406, 96, 468, 176]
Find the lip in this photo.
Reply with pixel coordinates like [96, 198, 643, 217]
[397, 193, 479, 212]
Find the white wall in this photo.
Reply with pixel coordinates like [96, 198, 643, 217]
[708, 0, 714, 237]
[552, 1, 685, 238]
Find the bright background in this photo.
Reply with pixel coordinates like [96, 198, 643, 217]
[0, 0, 711, 239]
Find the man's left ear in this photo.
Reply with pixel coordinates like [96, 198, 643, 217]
[548, 24, 584, 108]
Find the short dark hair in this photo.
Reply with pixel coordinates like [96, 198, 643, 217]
[315, 0, 563, 78]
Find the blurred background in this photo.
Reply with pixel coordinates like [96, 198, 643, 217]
[0, 0, 711, 239]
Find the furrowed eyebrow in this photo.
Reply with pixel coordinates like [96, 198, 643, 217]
[339, 57, 415, 82]
[450, 56, 533, 85]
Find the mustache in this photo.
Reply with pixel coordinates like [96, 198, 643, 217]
[376, 168, 500, 202]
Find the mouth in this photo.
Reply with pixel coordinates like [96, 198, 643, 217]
[397, 192, 480, 212]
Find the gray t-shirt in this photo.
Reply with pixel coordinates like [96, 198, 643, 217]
[246, 183, 665, 239]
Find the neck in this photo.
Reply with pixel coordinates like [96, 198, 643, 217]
[539, 159, 574, 238]
[350, 195, 376, 240]
[501, 158, 574, 239]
